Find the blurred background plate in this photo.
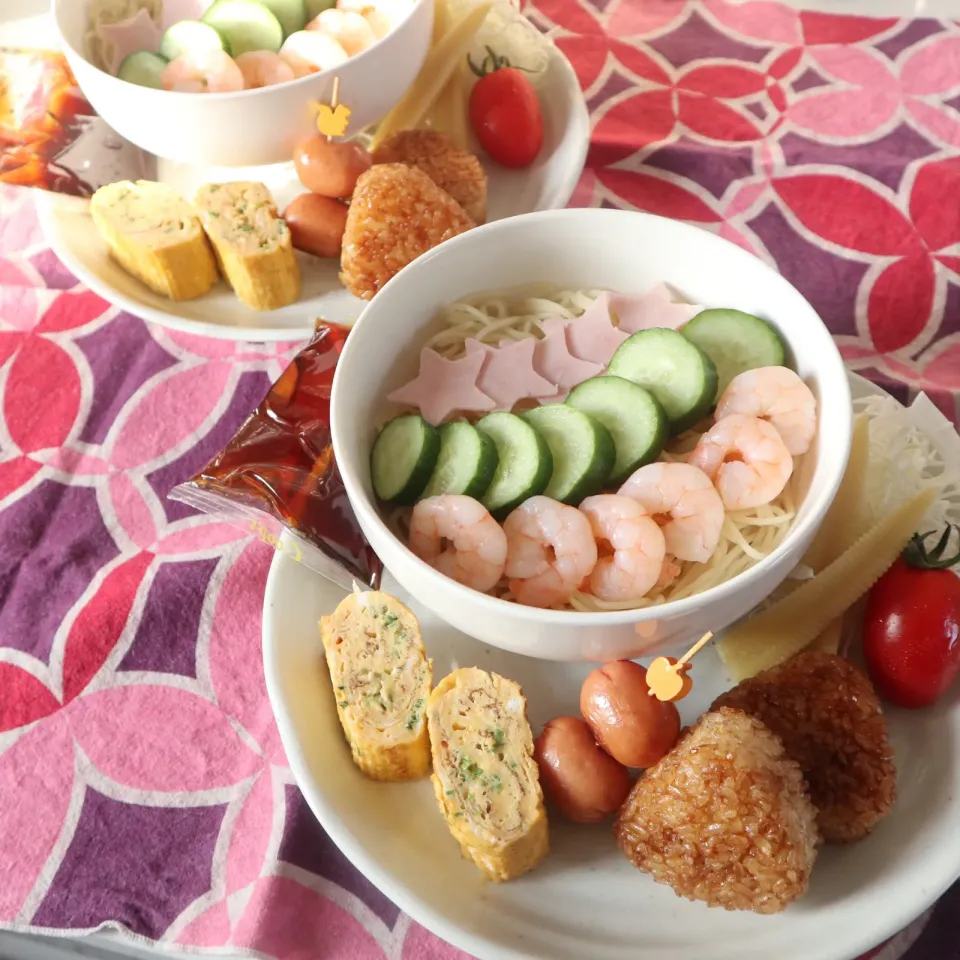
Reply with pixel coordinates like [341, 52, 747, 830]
[33, 41, 589, 343]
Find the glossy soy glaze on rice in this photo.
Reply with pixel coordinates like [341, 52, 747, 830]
[615, 708, 819, 914]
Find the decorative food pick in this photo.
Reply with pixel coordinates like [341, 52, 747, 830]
[646, 631, 715, 702]
[316, 76, 351, 140]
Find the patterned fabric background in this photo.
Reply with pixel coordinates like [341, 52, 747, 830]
[2, 1, 960, 958]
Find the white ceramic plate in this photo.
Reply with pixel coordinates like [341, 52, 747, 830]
[261, 371, 960, 960]
[33, 43, 589, 342]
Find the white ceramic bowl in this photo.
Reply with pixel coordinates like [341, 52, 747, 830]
[52, 0, 433, 167]
[330, 208, 853, 662]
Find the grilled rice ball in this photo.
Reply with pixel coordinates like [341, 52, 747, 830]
[339, 163, 475, 300]
[372, 129, 488, 224]
[712, 650, 895, 843]
[615, 708, 818, 914]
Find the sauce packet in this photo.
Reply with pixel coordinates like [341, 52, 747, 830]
[169, 321, 383, 591]
[0, 47, 150, 197]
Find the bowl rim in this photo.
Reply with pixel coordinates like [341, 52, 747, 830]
[51, 0, 428, 101]
[331, 207, 854, 625]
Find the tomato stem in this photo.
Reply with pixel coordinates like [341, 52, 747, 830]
[467, 45, 535, 78]
[904, 525, 960, 570]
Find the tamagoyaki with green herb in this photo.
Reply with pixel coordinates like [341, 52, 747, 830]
[319, 590, 432, 781]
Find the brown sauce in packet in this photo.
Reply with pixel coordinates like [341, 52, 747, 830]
[170, 321, 382, 590]
[0, 48, 150, 197]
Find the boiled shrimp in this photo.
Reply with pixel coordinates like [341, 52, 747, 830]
[618, 462, 724, 564]
[161, 49, 245, 93]
[236, 50, 296, 88]
[362, 8, 392, 37]
[689, 413, 793, 510]
[409, 495, 507, 593]
[338, 0, 400, 36]
[579, 495, 666, 602]
[503, 496, 598, 608]
[308, 9, 378, 55]
[279, 30, 349, 77]
[715, 366, 817, 456]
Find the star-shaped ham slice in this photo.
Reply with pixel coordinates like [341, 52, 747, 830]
[464, 339, 556, 412]
[543, 292, 629, 367]
[532, 324, 603, 402]
[387, 348, 495, 425]
[161, 0, 212, 31]
[611, 284, 704, 334]
[98, 8, 163, 74]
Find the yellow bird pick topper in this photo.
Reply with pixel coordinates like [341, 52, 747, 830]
[316, 76, 350, 139]
[317, 102, 351, 138]
[646, 631, 715, 702]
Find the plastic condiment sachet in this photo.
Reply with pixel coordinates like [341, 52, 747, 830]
[169, 321, 383, 591]
[0, 48, 150, 197]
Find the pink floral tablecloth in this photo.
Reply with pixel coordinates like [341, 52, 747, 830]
[3, 1, 960, 958]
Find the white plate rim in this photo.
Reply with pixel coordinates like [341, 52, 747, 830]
[261, 372, 955, 960]
[33, 45, 590, 343]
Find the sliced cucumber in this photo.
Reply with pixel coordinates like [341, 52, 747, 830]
[258, 0, 308, 37]
[606, 328, 718, 434]
[476, 412, 553, 519]
[305, 0, 336, 18]
[522, 405, 615, 506]
[682, 308, 787, 399]
[203, 0, 284, 55]
[421, 421, 499, 500]
[371, 414, 440, 504]
[117, 50, 168, 88]
[160, 20, 230, 60]
[565, 376, 668, 484]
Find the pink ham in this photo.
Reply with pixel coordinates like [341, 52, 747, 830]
[386, 348, 494, 425]
[612, 284, 704, 334]
[98, 7, 163, 74]
[543, 292, 628, 367]
[161, 0, 213, 31]
[464, 339, 556, 412]
[532, 323, 603, 402]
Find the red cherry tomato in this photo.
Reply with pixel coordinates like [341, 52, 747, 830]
[862, 526, 960, 709]
[468, 52, 543, 169]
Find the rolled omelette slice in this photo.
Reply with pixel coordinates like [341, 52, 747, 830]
[320, 591, 432, 781]
[89, 180, 219, 301]
[427, 667, 549, 881]
[194, 182, 301, 312]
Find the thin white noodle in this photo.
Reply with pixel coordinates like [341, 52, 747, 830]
[390, 285, 807, 612]
[423, 288, 606, 359]
[721, 516, 766, 562]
